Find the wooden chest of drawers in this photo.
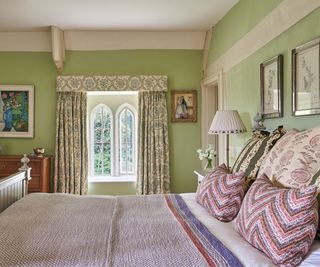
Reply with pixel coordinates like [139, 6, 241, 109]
[0, 155, 51, 193]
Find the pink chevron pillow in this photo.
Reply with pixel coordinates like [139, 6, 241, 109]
[196, 163, 229, 193]
[236, 174, 318, 266]
[196, 165, 245, 222]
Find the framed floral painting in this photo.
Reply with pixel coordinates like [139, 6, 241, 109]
[260, 55, 283, 119]
[0, 85, 34, 138]
[292, 37, 320, 116]
[171, 90, 197, 122]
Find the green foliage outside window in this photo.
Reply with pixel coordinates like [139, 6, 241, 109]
[93, 107, 111, 175]
[119, 108, 134, 174]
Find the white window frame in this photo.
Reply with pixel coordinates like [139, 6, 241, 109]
[115, 103, 138, 177]
[89, 103, 114, 178]
[88, 92, 138, 183]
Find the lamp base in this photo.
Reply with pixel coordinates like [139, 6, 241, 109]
[226, 134, 229, 169]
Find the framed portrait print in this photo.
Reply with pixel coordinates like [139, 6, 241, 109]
[171, 90, 197, 122]
[0, 85, 34, 138]
[292, 37, 320, 116]
[260, 55, 283, 119]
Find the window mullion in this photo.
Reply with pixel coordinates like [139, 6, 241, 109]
[100, 108, 104, 175]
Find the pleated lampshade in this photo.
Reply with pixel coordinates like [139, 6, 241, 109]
[208, 110, 247, 134]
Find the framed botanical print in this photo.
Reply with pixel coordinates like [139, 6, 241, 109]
[0, 85, 34, 138]
[171, 90, 197, 122]
[292, 37, 320, 116]
[260, 55, 283, 119]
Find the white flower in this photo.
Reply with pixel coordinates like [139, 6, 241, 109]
[197, 144, 216, 161]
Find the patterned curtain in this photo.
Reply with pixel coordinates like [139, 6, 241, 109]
[137, 91, 170, 194]
[54, 92, 88, 194]
[55, 75, 169, 195]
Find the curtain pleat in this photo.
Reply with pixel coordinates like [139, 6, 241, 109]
[54, 92, 88, 194]
[137, 91, 170, 194]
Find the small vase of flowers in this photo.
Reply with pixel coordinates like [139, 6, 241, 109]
[197, 144, 216, 171]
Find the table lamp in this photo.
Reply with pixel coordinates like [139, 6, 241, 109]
[208, 110, 247, 168]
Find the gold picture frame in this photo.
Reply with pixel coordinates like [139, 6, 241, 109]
[171, 90, 197, 122]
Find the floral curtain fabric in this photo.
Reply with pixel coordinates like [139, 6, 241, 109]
[56, 75, 167, 92]
[137, 91, 170, 194]
[54, 92, 88, 194]
[55, 75, 169, 195]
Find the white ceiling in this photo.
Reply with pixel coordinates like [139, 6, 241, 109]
[0, 0, 238, 32]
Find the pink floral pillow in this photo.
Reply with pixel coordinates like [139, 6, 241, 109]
[258, 128, 320, 188]
[236, 174, 318, 266]
[196, 164, 245, 222]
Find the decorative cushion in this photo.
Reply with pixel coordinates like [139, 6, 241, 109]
[257, 127, 320, 240]
[232, 126, 286, 190]
[196, 164, 229, 192]
[196, 164, 245, 222]
[236, 174, 318, 266]
[257, 127, 320, 187]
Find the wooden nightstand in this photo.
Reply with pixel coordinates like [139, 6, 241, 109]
[194, 170, 205, 185]
[0, 155, 51, 193]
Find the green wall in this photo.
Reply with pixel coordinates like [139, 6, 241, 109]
[207, 0, 283, 64]
[0, 50, 202, 195]
[207, 0, 320, 152]
[0, 52, 57, 155]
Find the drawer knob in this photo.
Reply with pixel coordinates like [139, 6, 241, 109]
[0, 162, 7, 169]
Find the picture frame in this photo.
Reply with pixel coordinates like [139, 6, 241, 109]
[260, 55, 283, 119]
[0, 85, 35, 138]
[171, 90, 197, 122]
[292, 37, 320, 116]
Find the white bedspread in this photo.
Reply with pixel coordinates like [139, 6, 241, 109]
[180, 193, 320, 267]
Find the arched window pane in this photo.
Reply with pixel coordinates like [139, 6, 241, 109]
[119, 108, 134, 174]
[93, 106, 111, 175]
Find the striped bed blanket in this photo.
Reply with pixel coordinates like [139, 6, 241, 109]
[0, 193, 242, 267]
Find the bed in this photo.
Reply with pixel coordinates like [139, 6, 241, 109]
[0, 166, 30, 213]
[0, 168, 320, 267]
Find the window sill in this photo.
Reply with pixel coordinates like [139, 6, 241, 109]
[89, 175, 136, 183]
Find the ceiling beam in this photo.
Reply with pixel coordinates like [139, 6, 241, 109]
[51, 26, 66, 72]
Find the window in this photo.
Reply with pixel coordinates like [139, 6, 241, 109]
[90, 104, 113, 176]
[88, 92, 138, 182]
[116, 104, 136, 175]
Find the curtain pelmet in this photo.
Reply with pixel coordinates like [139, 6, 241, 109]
[56, 75, 167, 92]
